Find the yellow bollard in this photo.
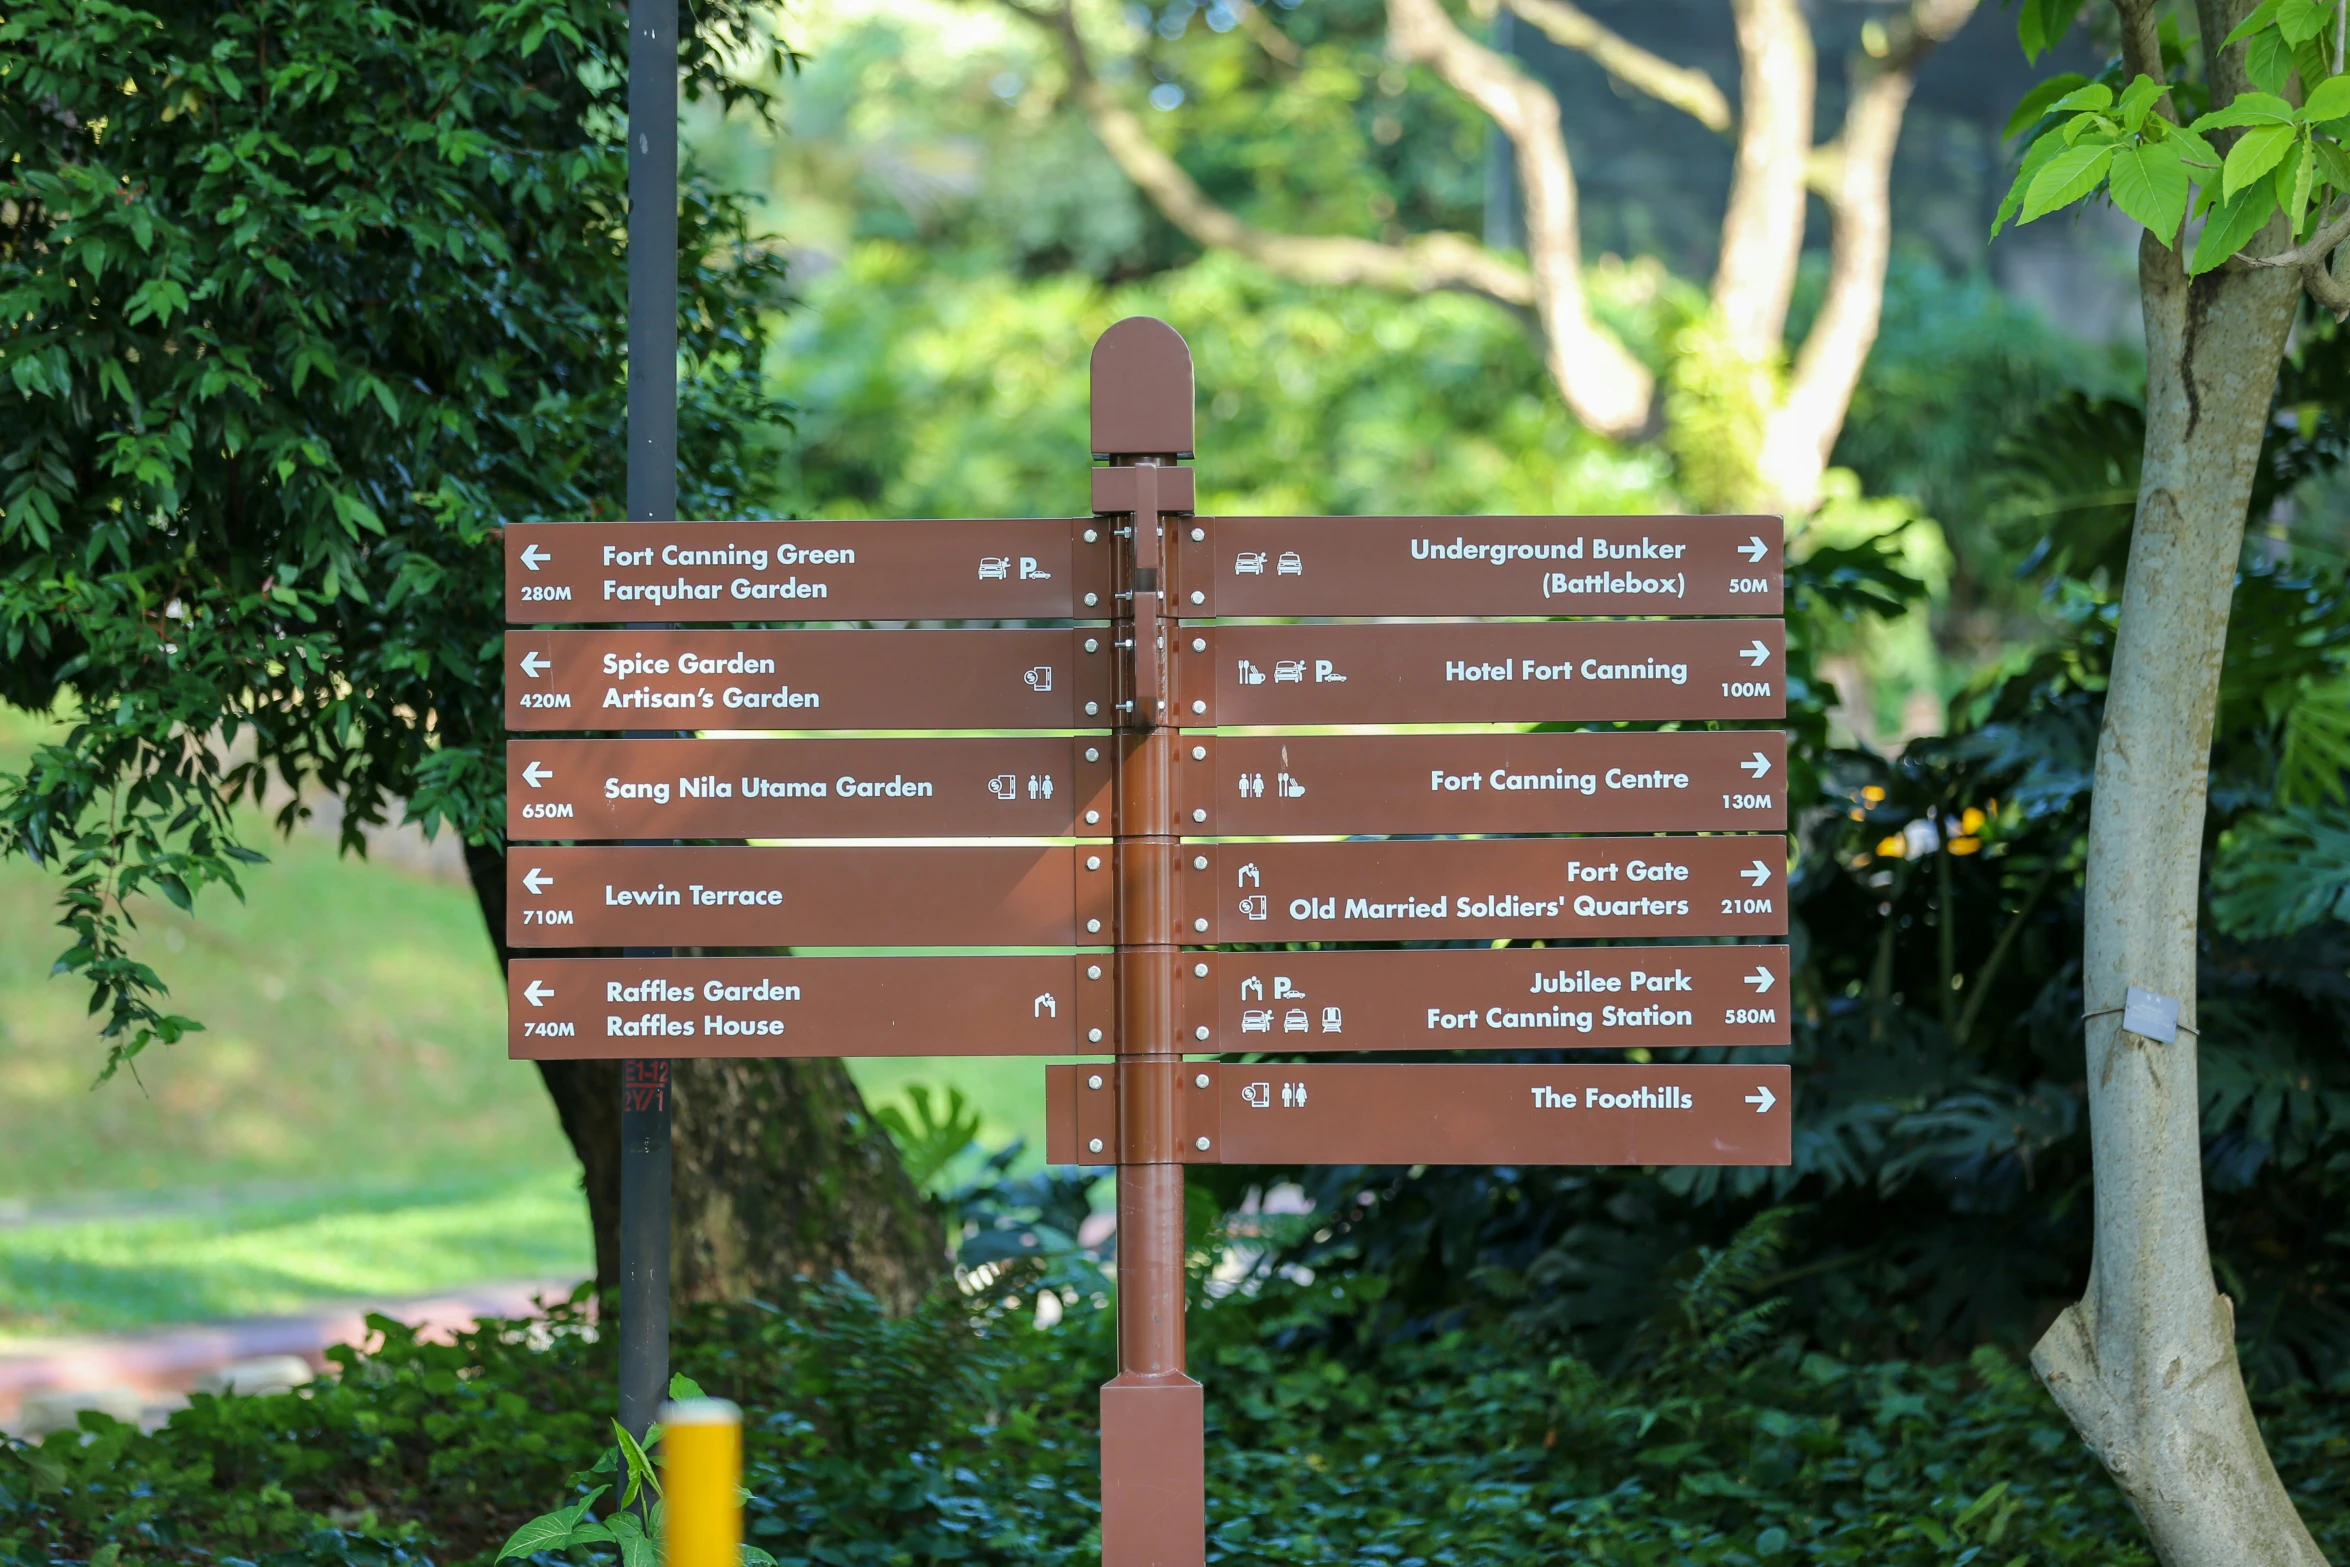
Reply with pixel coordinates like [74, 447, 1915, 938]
[660, 1397, 743, 1567]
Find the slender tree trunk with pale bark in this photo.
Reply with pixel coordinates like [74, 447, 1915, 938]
[2032, 224, 2321, 1567]
[2024, 11, 2326, 1561]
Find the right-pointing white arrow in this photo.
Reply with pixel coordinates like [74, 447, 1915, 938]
[522, 760, 551, 787]
[1741, 860, 1771, 886]
[1741, 752, 1771, 777]
[1745, 966, 1774, 993]
[523, 979, 552, 1006]
[518, 650, 549, 677]
[1746, 1085, 1777, 1113]
[522, 867, 552, 894]
[1740, 640, 1769, 666]
[1738, 535, 1768, 563]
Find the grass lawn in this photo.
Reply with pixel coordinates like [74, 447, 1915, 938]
[0, 1170, 587, 1340]
[0, 708, 1045, 1332]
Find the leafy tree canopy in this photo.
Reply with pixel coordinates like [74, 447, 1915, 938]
[0, 0, 794, 1076]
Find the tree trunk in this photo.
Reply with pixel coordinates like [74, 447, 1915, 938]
[2026, 223, 2323, 1563]
[670, 1058, 942, 1313]
[1386, 0, 1654, 435]
[1759, 0, 1980, 516]
[1712, 0, 1813, 361]
[460, 841, 942, 1309]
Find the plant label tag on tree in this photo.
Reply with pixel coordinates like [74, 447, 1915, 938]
[2123, 985, 2181, 1044]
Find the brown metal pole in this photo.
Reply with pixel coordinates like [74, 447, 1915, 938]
[1090, 319, 1204, 1567]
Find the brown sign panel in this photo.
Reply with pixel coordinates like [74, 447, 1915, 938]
[1184, 836, 1786, 942]
[505, 844, 1113, 948]
[503, 629, 1113, 733]
[1046, 1063, 1792, 1166]
[1183, 944, 1790, 1051]
[503, 519, 1110, 624]
[507, 955, 1114, 1059]
[1174, 516, 1782, 618]
[1181, 730, 1786, 837]
[1177, 620, 1784, 726]
[508, 737, 1117, 842]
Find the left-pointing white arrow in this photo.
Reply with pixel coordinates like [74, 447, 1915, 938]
[1741, 860, 1771, 886]
[523, 867, 552, 893]
[523, 979, 552, 1006]
[1741, 752, 1771, 777]
[518, 650, 549, 676]
[519, 544, 549, 570]
[522, 760, 551, 787]
[1740, 640, 1769, 666]
[1739, 535, 1768, 563]
[1745, 1085, 1776, 1113]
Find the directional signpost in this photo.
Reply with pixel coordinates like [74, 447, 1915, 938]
[503, 318, 1789, 1567]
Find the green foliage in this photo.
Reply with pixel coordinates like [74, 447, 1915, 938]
[1996, 5, 2350, 270]
[0, 0, 794, 1078]
[875, 1086, 987, 1190]
[774, 244, 1680, 521]
[5, 1257, 2350, 1566]
[2213, 805, 2350, 936]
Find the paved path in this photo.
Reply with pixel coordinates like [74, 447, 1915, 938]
[0, 1278, 580, 1432]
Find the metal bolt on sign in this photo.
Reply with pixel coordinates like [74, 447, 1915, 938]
[501, 318, 1791, 1567]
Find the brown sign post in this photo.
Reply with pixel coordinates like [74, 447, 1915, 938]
[1046, 1063, 1793, 1166]
[503, 317, 1791, 1567]
[507, 736, 1116, 841]
[502, 627, 1114, 732]
[508, 955, 1115, 1059]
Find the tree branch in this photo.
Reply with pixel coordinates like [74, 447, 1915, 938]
[2234, 200, 2350, 269]
[1759, 0, 1979, 514]
[1500, 0, 1731, 131]
[1232, 0, 1303, 67]
[1713, 0, 1814, 360]
[1022, 0, 1536, 308]
[2303, 251, 2350, 320]
[1385, 0, 1654, 434]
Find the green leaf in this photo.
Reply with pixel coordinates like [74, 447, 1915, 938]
[610, 1510, 658, 1567]
[670, 1371, 708, 1400]
[2165, 120, 2221, 169]
[2305, 74, 2350, 122]
[1992, 131, 2069, 238]
[2225, 121, 2299, 201]
[2018, 0, 2082, 60]
[2191, 185, 2279, 272]
[2212, 806, 2350, 937]
[2278, 0, 2332, 44]
[2021, 141, 2118, 222]
[2003, 73, 2090, 140]
[2050, 82, 2115, 116]
[612, 1419, 662, 1507]
[2110, 140, 2193, 241]
[497, 1513, 579, 1560]
[2116, 75, 2165, 134]
[2278, 676, 2350, 806]
[2283, 136, 2318, 230]
[2225, 0, 2286, 45]
[2317, 134, 2350, 193]
[1954, 1479, 2013, 1526]
[2247, 28, 2296, 94]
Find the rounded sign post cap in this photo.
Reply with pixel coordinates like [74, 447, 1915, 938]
[1090, 317, 1194, 459]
